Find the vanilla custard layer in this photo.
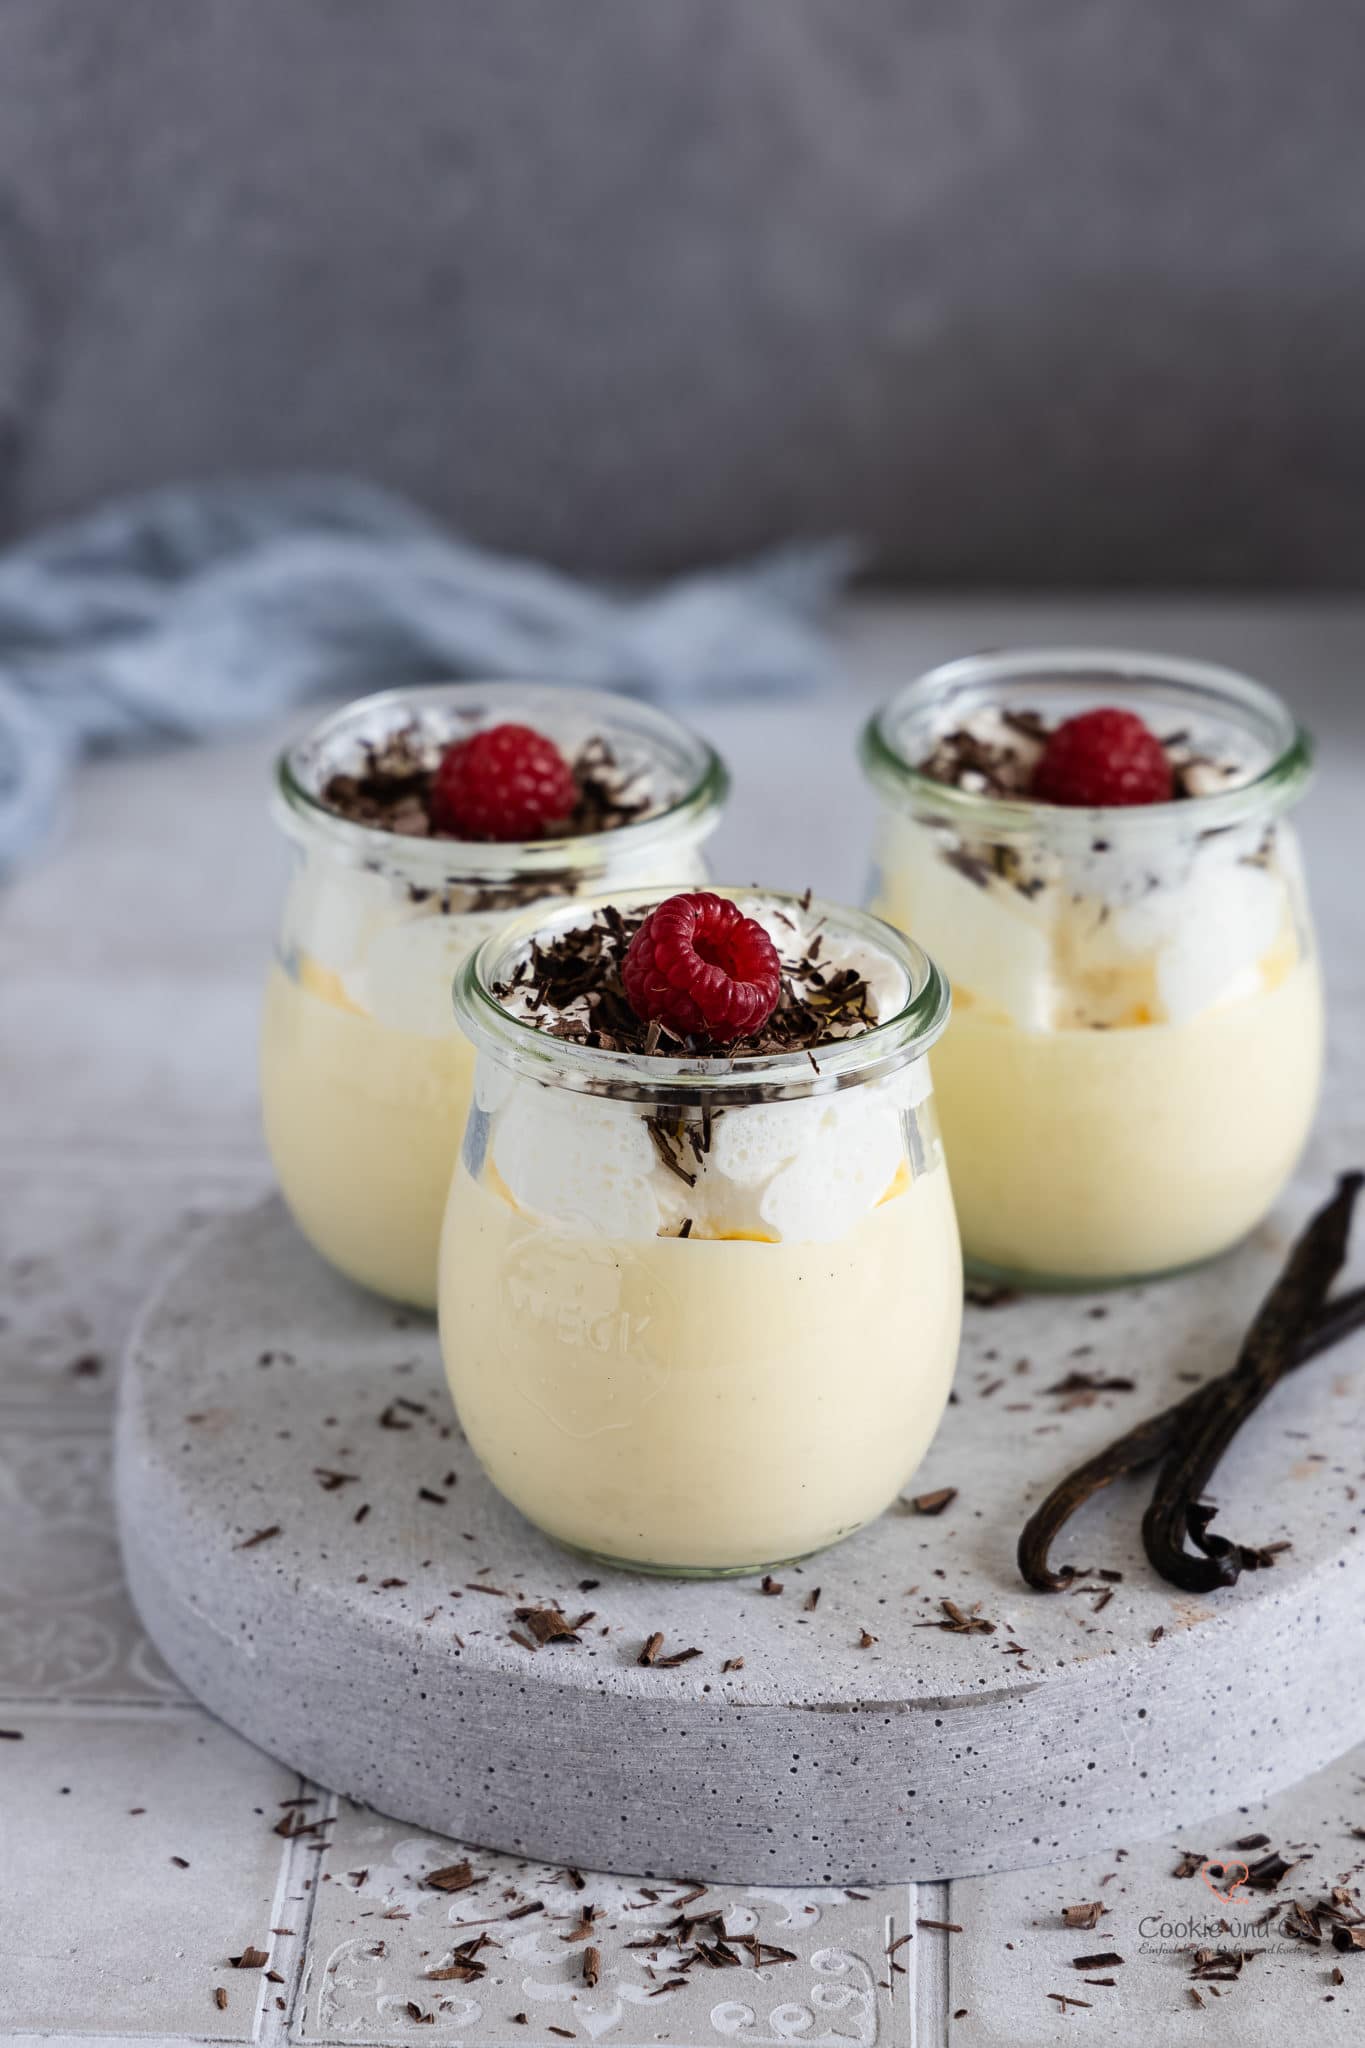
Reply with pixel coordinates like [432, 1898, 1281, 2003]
[261, 964, 476, 1308]
[930, 958, 1323, 1281]
[438, 1160, 962, 1571]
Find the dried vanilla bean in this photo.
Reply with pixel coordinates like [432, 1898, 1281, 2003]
[1018, 1176, 1365, 1594]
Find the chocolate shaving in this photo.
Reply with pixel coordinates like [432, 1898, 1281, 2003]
[1243, 1850, 1297, 1892]
[320, 726, 653, 842]
[230, 1947, 269, 1970]
[513, 1605, 584, 1647]
[234, 1526, 281, 1550]
[1062, 1902, 1106, 1930]
[637, 1633, 702, 1668]
[425, 1937, 492, 1983]
[1044, 1370, 1136, 1409]
[1072, 1951, 1124, 1970]
[1018, 1176, 1365, 1593]
[508, 901, 881, 1062]
[909, 1487, 958, 1516]
[916, 1599, 996, 1635]
[917, 708, 1235, 806]
[425, 1861, 475, 1892]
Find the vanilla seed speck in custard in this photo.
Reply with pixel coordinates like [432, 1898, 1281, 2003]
[438, 887, 962, 1575]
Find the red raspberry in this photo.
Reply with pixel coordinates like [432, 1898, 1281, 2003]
[622, 892, 782, 1043]
[430, 722, 578, 840]
[1032, 707, 1173, 807]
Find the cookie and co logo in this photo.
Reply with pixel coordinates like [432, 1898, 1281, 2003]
[1199, 1857, 1250, 1903]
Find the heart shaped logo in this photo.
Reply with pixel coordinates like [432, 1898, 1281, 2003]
[1199, 1858, 1250, 1902]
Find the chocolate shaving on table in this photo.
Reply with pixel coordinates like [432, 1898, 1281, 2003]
[503, 902, 881, 1061]
[1018, 1175, 1365, 1594]
[320, 726, 653, 841]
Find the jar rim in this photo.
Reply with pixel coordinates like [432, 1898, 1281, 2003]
[860, 646, 1313, 836]
[274, 681, 729, 880]
[453, 886, 952, 1105]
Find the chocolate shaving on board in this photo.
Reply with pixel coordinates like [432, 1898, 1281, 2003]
[1018, 1176, 1365, 1594]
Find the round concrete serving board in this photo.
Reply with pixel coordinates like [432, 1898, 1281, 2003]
[116, 1192, 1365, 1886]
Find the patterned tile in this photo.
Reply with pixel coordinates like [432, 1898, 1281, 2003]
[947, 1742, 1365, 2044]
[0, 1709, 295, 2037]
[297, 1804, 915, 2045]
[0, 1425, 183, 1703]
[0, 1171, 262, 1415]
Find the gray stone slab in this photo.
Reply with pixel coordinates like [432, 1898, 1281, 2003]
[116, 1187, 1365, 1886]
[0, 1709, 294, 2037]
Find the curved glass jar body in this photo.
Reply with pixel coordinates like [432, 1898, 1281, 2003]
[438, 889, 962, 1576]
[260, 684, 726, 1309]
[862, 649, 1323, 1288]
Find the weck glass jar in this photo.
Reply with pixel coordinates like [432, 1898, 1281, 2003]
[261, 683, 727, 1309]
[861, 648, 1323, 1287]
[439, 887, 961, 1576]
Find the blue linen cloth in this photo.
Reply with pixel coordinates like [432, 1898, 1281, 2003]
[0, 476, 854, 873]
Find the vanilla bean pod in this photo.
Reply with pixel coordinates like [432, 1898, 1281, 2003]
[1018, 1179, 1365, 1594]
[1142, 1172, 1362, 1591]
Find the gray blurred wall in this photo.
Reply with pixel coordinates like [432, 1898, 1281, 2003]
[2, 0, 1364, 583]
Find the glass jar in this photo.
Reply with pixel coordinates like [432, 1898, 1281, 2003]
[439, 888, 960, 1576]
[861, 648, 1323, 1287]
[261, 684, 727, 1309]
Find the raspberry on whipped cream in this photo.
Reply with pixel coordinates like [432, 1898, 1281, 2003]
[321, 724, 655, 842]
[430, 722, 579, 840]
[495, 891, 898, 1061]
[623, 892, 782, 1042]
[915, 703, 1248, 805]
[1032, 707, 1173, 807]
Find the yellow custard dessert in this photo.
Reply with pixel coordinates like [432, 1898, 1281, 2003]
[863, 650, 1323, 1285]
[438, 888, 961, 1574]
[260, 685, 725, 1308]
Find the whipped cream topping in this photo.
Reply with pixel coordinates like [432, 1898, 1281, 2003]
[877, 806, 1295, 1031]
[284, 838, 708, 1041]
[878, 705, 1296, 1032]
[477, 1059, 932, 1244]
[473, 896, 936, 1243]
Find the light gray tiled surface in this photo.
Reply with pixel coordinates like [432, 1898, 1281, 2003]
[3, 598, 1364, 2043]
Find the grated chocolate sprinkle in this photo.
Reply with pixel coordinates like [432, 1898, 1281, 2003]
[320, 727, 654, 843]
